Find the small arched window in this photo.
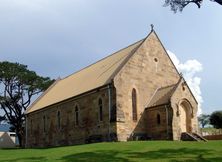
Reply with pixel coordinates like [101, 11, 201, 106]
[43, 115, 46, 133]
[30, 119, 33, 135]
[132, 88, 137, 121]
[157, 113, 161, 125]
[75, 106, 79, 125]
[98, 98, 103, 121]
[57, 111, 61, 129]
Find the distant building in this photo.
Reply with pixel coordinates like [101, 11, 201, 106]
[0, 132, 16, 148]
[25, 29, 199, 147]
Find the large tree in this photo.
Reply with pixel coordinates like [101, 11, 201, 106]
[0, 61, 54, 147]
[198, 114, 210, 128]
[164, 0, 222, 12]
[210, 111, 222, 129]
[0, 115, 6, 124]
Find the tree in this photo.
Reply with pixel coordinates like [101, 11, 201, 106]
[0, 61, 54, 147]
[0, 115, 6, 124]
[164, 0, 222, 12]
[210, 111, 222, 129]
[198, 114, 210, 128]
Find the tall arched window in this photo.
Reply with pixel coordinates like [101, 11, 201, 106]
[30, 119, 33, 135]
[75, 106, 79, 125]
[157, 113, 161, 125]
[57, 111, 61, 129]
[43, 115, 46, 133]
[98, 98, 103, 121]
[132, 88, 137, 121]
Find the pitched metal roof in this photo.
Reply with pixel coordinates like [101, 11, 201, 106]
[146, 84, 177, 108]
[146, 76, 186, 108]
[26, 38, 144, 114]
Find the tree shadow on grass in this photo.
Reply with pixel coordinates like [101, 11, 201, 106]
[171, 155, 222, 162]
[1, 157, 47, 162]
[1, 147, 222, 162]
[128, 148, 222, 162]
[59, 151, 130, 162]
[59, 148, 222, 162]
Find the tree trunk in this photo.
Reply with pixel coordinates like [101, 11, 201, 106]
[201, 123, 204, 128]
[16, 127, 24, 148]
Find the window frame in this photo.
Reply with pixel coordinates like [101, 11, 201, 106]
[43, 115, 46, 133]
[75, 106, 79, 126]
[98, 98, 103, 122]
[157, 113, 161, 125]
[132, 88, 138, 121]
[57, 111, 61, 129]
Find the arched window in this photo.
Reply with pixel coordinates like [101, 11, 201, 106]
[75, 106, 79, 125]
[98, 98, 103, 121]
[132, 88, 137, 121]
[57, 111, 61, 129]
[30, 120, 33, 135]
[110, 105, 117, 122]
[157, 113, 161, 125]
[43, 115, 46, 133]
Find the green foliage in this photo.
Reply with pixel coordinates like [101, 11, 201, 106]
[0, 61, 54, 146]
[164, 0, 222, 13]
[0, 115, 6, 124]
[198, 114, 210, 128]
[0, 61, 53, 94]
[210, 111, 222, 129]
[0, 141, 222, 161]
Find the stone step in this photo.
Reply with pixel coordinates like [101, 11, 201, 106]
[192, 133, 208, 142]
[181, 132, 207, 142]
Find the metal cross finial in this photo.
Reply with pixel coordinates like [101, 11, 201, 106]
[151, 24, 154, 31]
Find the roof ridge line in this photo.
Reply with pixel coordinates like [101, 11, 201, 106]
[97, 53, 129, 79]
[146, 82, 178, 108]
[158, 83, 177, 90]
[150, 74, 184, 108]
[155, 84, 178, 105]
[105, 30, 155, 84]
[62, 38, 145, 81]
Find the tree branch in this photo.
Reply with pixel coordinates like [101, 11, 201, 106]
[0, 61, 54, 147]
[214, 0, 222, 5]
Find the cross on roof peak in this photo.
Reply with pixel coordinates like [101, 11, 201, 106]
[150, 24, 154, 31]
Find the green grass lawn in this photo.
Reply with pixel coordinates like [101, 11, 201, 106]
[0, 141, 222, 162]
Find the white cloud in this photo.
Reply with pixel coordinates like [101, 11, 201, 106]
[167, 50, 203, 115]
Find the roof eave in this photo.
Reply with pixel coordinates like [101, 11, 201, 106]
[25, 82, 113, 115]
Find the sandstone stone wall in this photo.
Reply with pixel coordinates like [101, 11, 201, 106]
[26, 85, 116, 147]
[113, 32, 180, 141]
[170, 80, 198, 140]
[146, 105, 174, 140]
[26, 32, 199, 147]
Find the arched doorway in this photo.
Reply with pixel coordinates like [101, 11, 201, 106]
[179, 100, 192, 133]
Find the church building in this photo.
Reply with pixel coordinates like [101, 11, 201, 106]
[25, 29, 199, 147]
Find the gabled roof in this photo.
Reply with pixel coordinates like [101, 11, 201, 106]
[146, 75, 198, 108]
[146, 84, 177, 108]
[146, 77, 183, 108]
[26, 37, 145, 114]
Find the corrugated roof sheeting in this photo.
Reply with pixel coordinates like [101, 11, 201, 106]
[27, 39, 144, 113]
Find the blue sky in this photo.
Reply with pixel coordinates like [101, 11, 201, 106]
[0, 0, 221, 114]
